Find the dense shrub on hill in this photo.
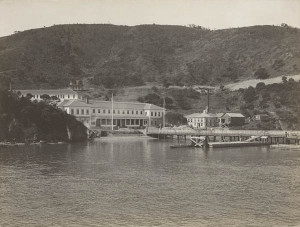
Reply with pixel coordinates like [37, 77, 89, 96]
[0, 24, 300, 89]
[137, 93, 174, 109]
[239, 79, 300, 130]
[0, 89, 87, 142]
[254, 67, 270, 79]
[165, 112, 187, 126]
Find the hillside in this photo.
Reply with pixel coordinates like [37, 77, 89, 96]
[0, 24, 300, 89]
[0, 89, 87, 142]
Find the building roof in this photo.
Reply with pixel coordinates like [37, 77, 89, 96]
[90, 100, 146, 110]
[144, 103, 164, 110]
[222, 113, 245, 118]
[254, 114, 269, 117]
[17, 88, 78, 95]
[58, 99, 165, 110]
[216, 113, 225, 117]
[57, 99, 90, 107]
[185, 112, 217, 118]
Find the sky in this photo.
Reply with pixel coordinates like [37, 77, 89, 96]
[0, 0, 299, 37]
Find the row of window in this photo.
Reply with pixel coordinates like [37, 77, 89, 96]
[71, 108, 163, 117]
[32, 94, 76, 99]
[151, 111, 161, 117]
[92, 109, 144, 115]
[98, 119, 146, 125]
[188, 118, 217, 123]
[71, 109, 89, 115]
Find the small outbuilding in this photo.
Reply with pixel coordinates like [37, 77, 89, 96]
[253, 114, 269, 121]
[219, 113, 245, 126]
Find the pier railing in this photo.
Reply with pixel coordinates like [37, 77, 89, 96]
[146, 127, 300, 138]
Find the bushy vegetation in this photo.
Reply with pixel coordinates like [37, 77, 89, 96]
[237, 78, 300, 129]
[1, 24, 299, 89]
[137, 93, 174, 109]
[0, 88, 87, 142]
[165, 112, 187, 126]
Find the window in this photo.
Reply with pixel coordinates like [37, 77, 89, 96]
[140, 111, 143, 114]
[155, 112, 157, 117]
[131, 119, 134, 125]
[101, 119, 106, 125]
[158, 112, 160, 117]
[132, 110, 134, 114]
[71, 109, 74, 115]
[93, 109, 95, 114]
[151, 112, 153, 116]
[118, 110, 120, 114]
[76, 109, 79, 115]
[113, 110, 115, 114]
[103, 109, 106, 114]
[98, 109, 100, 113]
[81, 109, 84, 115]
[123, 110, 125, 114]
[136, 111, 138, 114]
[86, 109, 89, 115]
[68, 94, 70, 99]
[73, 95, 75, 98]
[108, 110, 110, 114]
[127, 110, 129, 114]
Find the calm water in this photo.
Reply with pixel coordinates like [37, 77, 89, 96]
[0, 137, 300, 227]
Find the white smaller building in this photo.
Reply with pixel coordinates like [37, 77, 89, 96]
[185, 108, 218, 129]
[17, 89, 81, 101]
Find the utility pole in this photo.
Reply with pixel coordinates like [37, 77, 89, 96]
[111, 93, 114, 131]
[207, 89, 210, 113]
[163, 95, 166, 128]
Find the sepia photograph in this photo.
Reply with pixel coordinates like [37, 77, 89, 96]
[0, 0, 300, 226]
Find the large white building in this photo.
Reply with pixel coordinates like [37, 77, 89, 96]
[16, 88, 165, 129]
[57, 99, 164, 129]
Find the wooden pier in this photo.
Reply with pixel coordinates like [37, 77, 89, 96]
[145, 127, 300, 145]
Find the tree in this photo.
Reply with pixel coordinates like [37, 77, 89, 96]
[51, 96, 59, 101]
[256, 82, 266, 91]
[40, 94, 51, 101]
[254, 67, 270, 79]
[243, 86, 258, 103]
[26, 93, 33, 99]
[163, 79, 171, 88]
[282, 76, 288, 84]
[165, 112, 187, 126]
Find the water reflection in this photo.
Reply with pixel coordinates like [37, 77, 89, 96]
[0, 139, 300, 226]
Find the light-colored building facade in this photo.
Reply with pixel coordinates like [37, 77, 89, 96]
[186, 110, 245, 129]
[58, 99, 164, 129]
[17, 89, 81, 101]
[186, 110, 218, 129]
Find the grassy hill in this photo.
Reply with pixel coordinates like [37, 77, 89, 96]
[0, 24, 300, 89]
